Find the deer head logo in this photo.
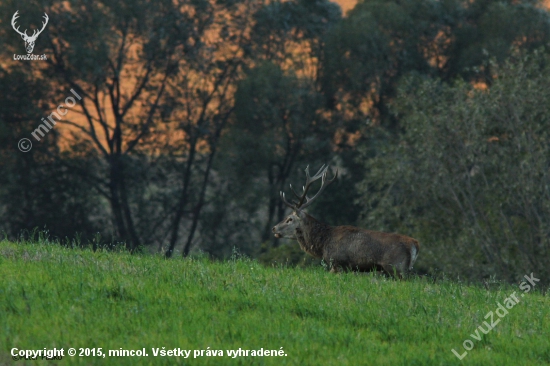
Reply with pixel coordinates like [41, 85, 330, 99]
[11, 10, 49, 54]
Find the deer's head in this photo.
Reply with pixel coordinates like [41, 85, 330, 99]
[12, 11, 49, 54]
[272, 164, 338, 239]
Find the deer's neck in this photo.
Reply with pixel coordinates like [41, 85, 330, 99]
[296, 213, 331, 258]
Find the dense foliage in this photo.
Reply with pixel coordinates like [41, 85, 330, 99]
[359, 50, 550, 283]
[1, 0, 550, 283]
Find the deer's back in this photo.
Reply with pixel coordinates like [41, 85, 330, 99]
[323, 225, 419, 270]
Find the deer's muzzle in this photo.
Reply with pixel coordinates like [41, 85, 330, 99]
[272, 226, 282, 238]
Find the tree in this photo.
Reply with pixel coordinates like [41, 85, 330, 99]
[207, 0, 342, 253]
[163, 0, 258, 257]
[221, 62, 331, 247]
[1, 0, 257, 254]
[321, 0, 550, 128]
[25, 0, 210, 250]
[250, 0, 341, 70]
[358, 50, 550, 283]
[0, 65, 103, 243]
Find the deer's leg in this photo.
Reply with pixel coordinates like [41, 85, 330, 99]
[382, 264, 404, 280]
[329, 263, 343, 274]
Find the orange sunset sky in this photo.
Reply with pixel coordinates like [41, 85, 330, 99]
[334, 0, 357, 13]
[34, 0, 550, 152]
[334, 0, 550, 13]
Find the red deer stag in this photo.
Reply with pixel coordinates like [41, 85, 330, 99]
[272, 165, 420, 278]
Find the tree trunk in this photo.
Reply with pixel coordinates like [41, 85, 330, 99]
[108, 155, 140, 251]
[165, 139, 197, 258]
[109, 159, 129, 246]
[182, 146, 217, 257]
[182, 114, 231, 257]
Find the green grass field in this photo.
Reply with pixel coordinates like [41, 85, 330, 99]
[1, 239, 549, 365]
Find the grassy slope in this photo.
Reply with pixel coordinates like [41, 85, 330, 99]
[1, 240, 549, 366]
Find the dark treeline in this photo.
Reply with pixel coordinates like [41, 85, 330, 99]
[1, 0, 550, 284]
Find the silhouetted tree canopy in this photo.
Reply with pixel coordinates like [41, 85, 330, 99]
[1, 0, 550, 283]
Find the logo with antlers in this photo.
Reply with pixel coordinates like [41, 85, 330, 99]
[11, 10, 49, 54]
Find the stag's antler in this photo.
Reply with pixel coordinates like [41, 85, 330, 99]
[34, 13, 49, 39]
[11, 11, 48, 40]
[280, 164, 338, 211]
[11, 11, 26, 38]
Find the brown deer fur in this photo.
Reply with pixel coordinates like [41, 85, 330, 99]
[272, 165, 420, 278]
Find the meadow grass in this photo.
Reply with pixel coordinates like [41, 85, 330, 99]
[1, 239, 549, 365]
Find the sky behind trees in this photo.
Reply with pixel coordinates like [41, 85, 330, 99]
[2, 0, 550, 284]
